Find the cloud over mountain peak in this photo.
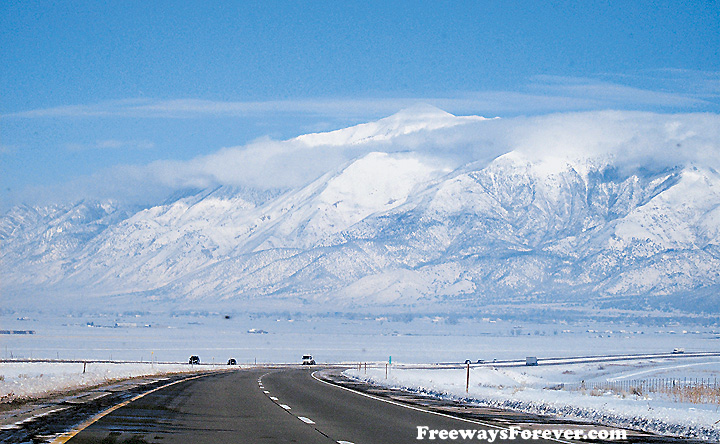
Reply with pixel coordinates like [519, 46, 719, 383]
[3, 108, 720, 314]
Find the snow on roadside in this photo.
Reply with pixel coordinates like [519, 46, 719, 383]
[0, 361, 217, 403]
[345, 359, 720, 441]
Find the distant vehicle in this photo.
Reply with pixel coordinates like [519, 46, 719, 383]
[227, 358, 237, 365]
[477, 359, 485, 364]
[672, 348, 685, 354]
[189, 355, 200, 365]
[302, 355, 316, 365]
[525, 356, 538, 366]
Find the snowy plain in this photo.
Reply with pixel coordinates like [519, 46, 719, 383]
[0, 361, 208, 405]
[3, 309, 720, 433]
[3, 311, 719, 364]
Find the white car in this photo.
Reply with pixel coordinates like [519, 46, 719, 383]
[672, 348, 685, 354]
[302, 355, 316, 365]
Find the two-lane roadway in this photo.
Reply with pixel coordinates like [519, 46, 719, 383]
[61, 367, 564, 444]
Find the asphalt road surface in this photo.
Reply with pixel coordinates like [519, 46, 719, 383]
[63, 367, 568, 444]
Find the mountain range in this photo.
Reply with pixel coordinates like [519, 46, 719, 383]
[3, 107, 719, 315]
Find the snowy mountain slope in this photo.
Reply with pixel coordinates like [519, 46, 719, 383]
[2, 108, 720, 313]
[237, 151, 449, 252]
[0, 201, 136, 287]
[295, 104, 487, 147]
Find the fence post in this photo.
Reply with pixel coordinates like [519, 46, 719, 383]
[466, 361, 470, 393]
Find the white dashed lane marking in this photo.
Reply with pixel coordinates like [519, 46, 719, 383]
[260, 372, 354, 444]
[298, 416, 315, 424]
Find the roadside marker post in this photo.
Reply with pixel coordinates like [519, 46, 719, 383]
[466, 361, 470, 393]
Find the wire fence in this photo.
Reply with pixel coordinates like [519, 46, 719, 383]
[562, 377, 720, 404]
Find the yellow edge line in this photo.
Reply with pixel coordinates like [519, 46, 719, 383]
[50, 373, 211, 444]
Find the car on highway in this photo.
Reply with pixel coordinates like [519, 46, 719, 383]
[227, 358, 237, 365]
[672, 348, 685, 354]
[302, 355, 316, 365]
[189, 355, 200, 365]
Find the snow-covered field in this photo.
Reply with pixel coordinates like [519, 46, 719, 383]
[3, 309, 720, 440]
[0, 361, 209, 404]
[3, 311, 718, 364]
[345, 356, 720, 441]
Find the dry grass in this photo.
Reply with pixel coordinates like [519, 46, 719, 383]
[572, 380, 720, 405]
[662, 384, 720, 404]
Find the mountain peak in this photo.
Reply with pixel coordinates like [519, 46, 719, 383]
[295, 105, 488, 147]
[383, 103, 455, 121]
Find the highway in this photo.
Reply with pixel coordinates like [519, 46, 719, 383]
[1, 364, 708, 443]
[58, 367, 568, 444]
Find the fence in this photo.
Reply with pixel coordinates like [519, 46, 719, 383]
[562, 377, 720, 404]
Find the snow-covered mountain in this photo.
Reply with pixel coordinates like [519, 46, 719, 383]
[3, 108, 720, 313]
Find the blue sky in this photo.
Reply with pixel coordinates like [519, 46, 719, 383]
[1, 1, 719, 208]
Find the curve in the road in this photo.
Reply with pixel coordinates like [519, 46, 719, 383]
[58, 367, 570, 444]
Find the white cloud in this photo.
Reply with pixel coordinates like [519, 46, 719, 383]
[603, 69, 720, 98]
[2, 75, 714, 121]
[491, 111, 720, 173]
[528, 75, 710, 108]
[65, 139, 155, 151]
[8, 109, 720, 210]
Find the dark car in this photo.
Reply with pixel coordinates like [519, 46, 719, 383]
[227, 358, 237, 365]
[189, 355, 200, 365]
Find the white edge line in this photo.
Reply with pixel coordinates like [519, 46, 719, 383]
[311, 371, 573, 444]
